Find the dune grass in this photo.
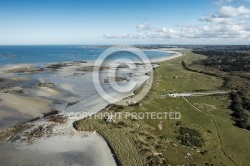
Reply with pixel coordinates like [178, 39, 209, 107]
[74, 51, 250, 166]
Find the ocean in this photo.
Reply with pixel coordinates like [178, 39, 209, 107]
[0, 45, 173, 65]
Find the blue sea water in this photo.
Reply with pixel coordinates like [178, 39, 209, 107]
[0, 45, 173, 66]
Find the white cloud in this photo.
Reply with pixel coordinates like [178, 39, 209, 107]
[137, 22, 155, 31]
[219, 5, 250, 17]
[103, 5, 250, 44]
[103, 33, 145, 39]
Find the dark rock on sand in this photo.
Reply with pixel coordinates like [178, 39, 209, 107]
[7, 67, 44, 73]
[43, 109, 60, 117]
[0, 123, 30, 142]
[47, 63, 67, 69]
[73, 61, 87, 63]
[45, 115, 67, 124]
[1, 87, 24, 94]
[73, 73, 85, 76]
[0, 78, 27, 90]
[38, 82, 55, 88]
[44, 109, 67, 124]
[76, 66, 94, 72]
[66, 101, 80, 108]
[104, 77, 128, 83]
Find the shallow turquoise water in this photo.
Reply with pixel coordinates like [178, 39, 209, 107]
[0, 45, 173, 65]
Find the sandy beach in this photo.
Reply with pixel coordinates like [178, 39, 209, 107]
[149, 49, 184, 63]
[0, 49, 183, 166]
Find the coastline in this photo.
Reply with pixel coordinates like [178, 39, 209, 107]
[0, 49, 183, 166]
[150, 50, 183, 63]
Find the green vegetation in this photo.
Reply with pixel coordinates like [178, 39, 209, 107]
[230, 91, 250, 129]
[177, 127, 204, 147]
[192, 50, 250, 72]
[74, 108, 166, 166]
[74, 51, 250, 166]
[190, 48, 250, 130]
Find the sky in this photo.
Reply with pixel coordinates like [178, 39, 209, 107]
[0, 0, 250, 45]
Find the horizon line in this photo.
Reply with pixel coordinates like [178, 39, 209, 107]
[0, 44, 250, 46]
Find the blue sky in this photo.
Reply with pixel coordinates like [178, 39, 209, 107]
[0, 0, 250, 45]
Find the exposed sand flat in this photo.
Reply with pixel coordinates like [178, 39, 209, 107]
[0, 64, 33, 77]
[59, 83, 76, 93]
[0, 93, 52, 130]
[0, 93, 52, 118]
[0, 115, 116, 166]
[0, 64, 28, 73]
[65, 74, 150, 120]
[0, 109, 27, 130]
[0, 133, 116, 166]
[24, 87, 60, 97]
[150, 50, 183, 63]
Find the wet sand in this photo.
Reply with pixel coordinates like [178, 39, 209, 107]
[0, 133, 116, 166]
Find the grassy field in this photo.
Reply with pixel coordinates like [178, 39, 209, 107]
[74, 51, 250, 166]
